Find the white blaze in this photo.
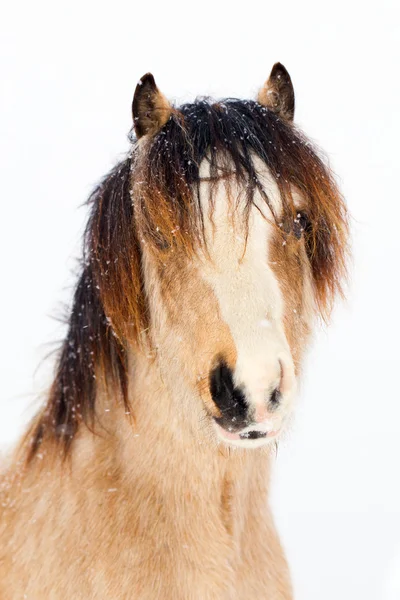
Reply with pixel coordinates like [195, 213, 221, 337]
[199, 158, 296, 415]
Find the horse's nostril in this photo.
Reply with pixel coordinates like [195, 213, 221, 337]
[209, 360, 248, 429]
[269, 388, 281, 408]
[209, 361, 233, 398]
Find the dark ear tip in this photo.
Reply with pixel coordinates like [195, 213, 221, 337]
[270, 63, 291, 82]
[136, 73, 156, 91]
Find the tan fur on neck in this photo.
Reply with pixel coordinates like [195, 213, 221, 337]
[0, 352, 292, 599]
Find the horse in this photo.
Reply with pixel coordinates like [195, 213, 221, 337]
[0, 63, 349, 599]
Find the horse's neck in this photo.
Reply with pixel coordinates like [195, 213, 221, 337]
[68, 350, 272, 534]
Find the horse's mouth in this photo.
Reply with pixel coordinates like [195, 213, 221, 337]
[239, 430, 267, 440]
[213, 421, 280, 448]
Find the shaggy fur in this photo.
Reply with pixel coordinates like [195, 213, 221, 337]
[0, 65, 349, 599]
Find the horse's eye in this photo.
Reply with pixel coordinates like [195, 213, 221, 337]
[293, 211, 310, 240]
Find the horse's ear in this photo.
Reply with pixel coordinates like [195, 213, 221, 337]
[258, 63, 295, 122]
[132, 73, 172, 138]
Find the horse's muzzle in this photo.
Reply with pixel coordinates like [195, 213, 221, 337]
[209, 359, 284, 447]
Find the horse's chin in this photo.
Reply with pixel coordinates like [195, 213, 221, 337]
[213, 421, 281, 449]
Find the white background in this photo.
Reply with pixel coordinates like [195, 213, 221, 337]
[1, 1, 399, 598]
